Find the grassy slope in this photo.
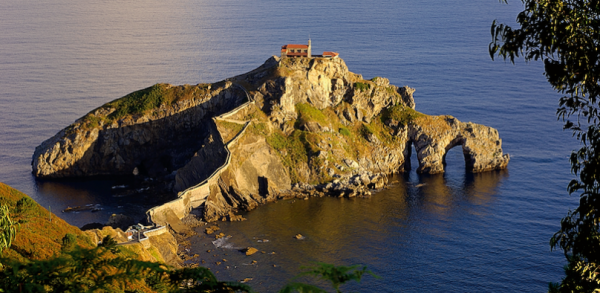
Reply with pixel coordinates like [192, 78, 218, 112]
[73, 83, 213, 133]
[0, 183, 92, 262]
[0, 183, 173, 292]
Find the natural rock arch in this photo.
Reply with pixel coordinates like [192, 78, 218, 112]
[408, 116, 509, 174]
[441, 137, 468, 171]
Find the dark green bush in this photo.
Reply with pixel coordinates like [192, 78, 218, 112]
[15, 196, 36, 214]
[107, 84, 166, 120]
[61, 233, 77, 251]
[339, 127, 351, 137]
[354, 82, 371, 92]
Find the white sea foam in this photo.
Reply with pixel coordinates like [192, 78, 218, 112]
[212, 236, 240, 249]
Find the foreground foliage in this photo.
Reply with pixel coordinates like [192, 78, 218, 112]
[490, 0, 600, 291]
[0, 205, 17, 255]
[0, 244, 375, 293]
[0, 240, 252, 293]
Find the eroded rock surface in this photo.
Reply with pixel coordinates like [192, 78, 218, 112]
[408, 116, 509, 174]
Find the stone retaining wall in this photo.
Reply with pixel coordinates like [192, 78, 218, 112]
[146, 98, 254, 226]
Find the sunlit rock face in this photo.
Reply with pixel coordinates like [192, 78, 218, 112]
[408, 116, 509, 174]
[32, 56, 508, 222]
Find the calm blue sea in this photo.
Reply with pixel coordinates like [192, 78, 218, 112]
[0, 0, 579, 291]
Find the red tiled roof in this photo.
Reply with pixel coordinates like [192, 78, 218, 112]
[323, 51, 339, 56]
[282, 44, 309, 49]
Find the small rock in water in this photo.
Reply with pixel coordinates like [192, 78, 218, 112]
[295, 234, 305, 240]
[245, 247, 258, 256]
[251, 260, 257, 265]
[241, 278, 253, 283]
[205, 226, 220, 235]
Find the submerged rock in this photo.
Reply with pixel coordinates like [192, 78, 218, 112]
[245, 247, 258, 256]
[205, 226, 219, 235]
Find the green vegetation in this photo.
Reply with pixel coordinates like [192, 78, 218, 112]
[295, 103, 329, 127]
[248, 121, 269, 137]
[360, 124, 375, 137]
[354, 82, 371, 92]
[267, 131, 309, 183]
[216, 120, 246, 143]
[75, 83, 213, 133]
[219, 121, 245, 134]
[0, 241, 252, 292]
[263, 100, 428, 184]
[0, 242, 373, 292]
[61, 233, 77, 252]
[99, 235, 118, 249]
[15, 196, 35, 215]
[82, 114, 102, 130]
[491, 1, 600, 290]
[107, 84, 166, 120]
[339, 127, 351, 137]
[241, 105, 269, 122]
[380, 104, 423, 127]
[386, 86, 397, 95]
[0, 183, 91, 262]
[0, 205, 17, 255]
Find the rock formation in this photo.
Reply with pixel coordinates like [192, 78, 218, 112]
[32, 56, 509, 224]
[32, 81, 247, 178]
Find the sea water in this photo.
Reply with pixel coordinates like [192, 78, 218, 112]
[0, 0, 579, 291]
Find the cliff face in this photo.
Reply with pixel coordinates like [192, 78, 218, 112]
[33, 82, 246, 178]
[33, 56, 509, 223]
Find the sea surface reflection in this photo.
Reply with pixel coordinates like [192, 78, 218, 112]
[34, 178, 152, 227]
[189, 152, 508, 292]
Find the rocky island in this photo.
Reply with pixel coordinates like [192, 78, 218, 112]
[32, 56, 509, 226]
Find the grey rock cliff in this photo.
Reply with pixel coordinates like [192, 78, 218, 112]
[33, 82, 245, 178]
